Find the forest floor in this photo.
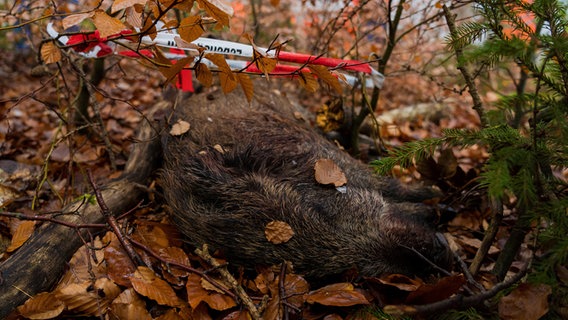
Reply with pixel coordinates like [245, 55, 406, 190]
[0, 49, 552, 319]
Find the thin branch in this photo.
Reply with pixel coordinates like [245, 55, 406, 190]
[442, 4, 487, 128]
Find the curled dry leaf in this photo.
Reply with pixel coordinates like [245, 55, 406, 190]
[265, 220, 294, 244]
[6, 220, 35, 252]
[170, 119, 191, 136]
[186, 273, 236, 311]
[196, 0, 233, 28]
[17, 292, 64, 320]
[305, 282, 369, 307]
[406, 274, 466, 304]
[111, 0, 147, 13]
[314, 159, 347, 187]
[498, 283, 552, 320]
[110, 288, 152, 320]
[56, 278, 121, 316]
[378, 273, 423, 292]
[130, 266, 185, 307]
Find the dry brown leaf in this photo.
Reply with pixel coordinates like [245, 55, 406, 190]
[264, 273, 309, 319]
[158, 246, 191, 278]
[91, 10, 126, 38]
[236, 73, 254, 102]
[103, 232, 137, 287]
[196, 0, 233, 28]
[62, 13, 92, 29]
[406, 274, 466, 304]
[162, 56, 195, 85]
[155, 308, 185, 320]
[219, 69, 238, 93]
[377, 273, 423, 292]
[6, 220, 35, 252]
[110, 288, 152, 320]
[132, 223, 170, 250]
[17, 292, 64, 320]
[314, 159, 347, 187]
[265, 220, 294, 244]
[40, 42, 61, 64]
[195, 62, 213, 87]
[498, 283, 552, 320]
[308, 64, 342, 94]
[297, 71, 319, 92]
[58, 237, 106, 287]
[186, 273, 236, 310]
[130, 266, 184, 307]
[305, 282, 369, 307]
[170, 119, 190, 136]
[56, 278, 121, 316]
[111, 0, 147, 13]
[179, 16, 204, 43]
[204, 53, 237, 93]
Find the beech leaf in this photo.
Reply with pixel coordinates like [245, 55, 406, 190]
[17, 292, 64, 320]
[498, 283, 552, 320]
[179, 16, 204, 43]
[265, 220, 294, 244]
[91, 10, 126, 38]
[7, 220, 35, 252]
[305, 282, 369, 307]
[196, 0, 233, 28]
[130, 266, 184, 307]
[40, 42, 61, 65]
[170, 119, 190, 136]
[308, 64, 342, 94]
[314, 159, 347, 187]
[186, 273, 236, 310]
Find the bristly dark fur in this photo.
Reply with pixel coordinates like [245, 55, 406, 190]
[161, 85, 452, 279]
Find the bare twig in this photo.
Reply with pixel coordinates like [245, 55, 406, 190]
[87, 170, 146, 268]
[195, 244, 265, 320]
[387, 261, 529, 316]
[442, 4, 487, 127]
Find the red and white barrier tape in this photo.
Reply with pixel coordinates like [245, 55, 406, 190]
[47, 23, 384, 89]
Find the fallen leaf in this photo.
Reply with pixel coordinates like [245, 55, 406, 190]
[406, 274, 466, 304]
[17, 292, 64, 320]
[186, 273, 236, 310]
[7, 220, 35, 252]
[314, 159, 347, 187]
[305, 282, 369, 306]
[170, 119, 190, 136]
[377, 273, 423, 291]
[56, 278, 121, 316]
[110, 288, 152, 320]
[265, 220, 294, 244]
[498, 283, 552, 320]
[130, 266, 184, 307]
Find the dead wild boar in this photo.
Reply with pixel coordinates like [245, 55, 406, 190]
[160, 84, 452, 279]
